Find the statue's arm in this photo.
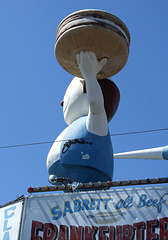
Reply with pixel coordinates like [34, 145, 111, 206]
[76, 51, 108, 136]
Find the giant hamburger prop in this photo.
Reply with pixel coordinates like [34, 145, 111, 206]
[55, 9, 130, 79]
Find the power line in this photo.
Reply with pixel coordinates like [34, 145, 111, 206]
[111, 127, 168, 137]
[0, 127, 168, 150]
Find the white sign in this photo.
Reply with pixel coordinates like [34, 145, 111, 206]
[0, 200, 23, 240]
[20, 186, 168, 239]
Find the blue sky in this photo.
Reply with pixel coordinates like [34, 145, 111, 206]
[0, 0, 167, 206]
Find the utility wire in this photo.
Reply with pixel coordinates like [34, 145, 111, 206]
[111, 127, 168, 137]
[0, 127, 168, 150]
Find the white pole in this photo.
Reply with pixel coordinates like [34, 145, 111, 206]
[114, 145, 168, 160]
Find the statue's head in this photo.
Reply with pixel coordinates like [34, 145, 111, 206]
[61, 77, 120, 125]
[61, 77, 89, 125]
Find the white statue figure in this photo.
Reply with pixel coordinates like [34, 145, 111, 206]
[47, 51, 120, 184]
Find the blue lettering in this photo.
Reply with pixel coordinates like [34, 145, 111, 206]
[2, 206, 16, 240]
[103, 198, 110, 209]
[115, 199, 124, 210]
[4, 206, 16, 219]
[2, 231, 10, 240]
[95, 199, 102, 210]
[3, 220, 12, 232]
[137, 193, 168, 213]
[82, 199, 90, 210]
[157, 193, 168, 213]
[63, 201, 73, 216]
[153, 199, 158, 206]
[115, 196, 133, 210]
[123, 196, 133, 208]
[146, 199, 153, 207]
[90, 199, 96, 210]
[51, 205, 62, 220]
[137, 194, 147, 208]
[50, 197, 116, 220]
[74, 200, 82, 212]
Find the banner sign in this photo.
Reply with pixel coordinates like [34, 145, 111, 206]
[0, 200, 23, 240]
[19, 186, 168, 240]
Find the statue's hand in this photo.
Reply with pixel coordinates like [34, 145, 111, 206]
[76, 51, 107, 79]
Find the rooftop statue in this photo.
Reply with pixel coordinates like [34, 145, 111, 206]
[46, 9, 130, 184]
[47, 51, 120, 184]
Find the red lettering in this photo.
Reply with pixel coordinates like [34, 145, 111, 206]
[116, 226, 121, 240]
[146, 219, 159, 240]
[160, 217, 168, 240]
[99, 226, 108, 240]
[122, 225, 134, 240]
[58, 225, 68, 240]
[70, 226, 83, 240]
[31, 220, 43, 240]
[85, 226, 98, 240]
[43, 223, 57, 240]
[133, 222, 145, 240]
[109, 226, 115, 240]
[30, 218, 168, 240]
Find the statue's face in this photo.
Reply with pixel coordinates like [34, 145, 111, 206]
[62, 77, 89, 125]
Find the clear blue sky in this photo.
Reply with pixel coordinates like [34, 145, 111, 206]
[0, 0, 167, 206]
